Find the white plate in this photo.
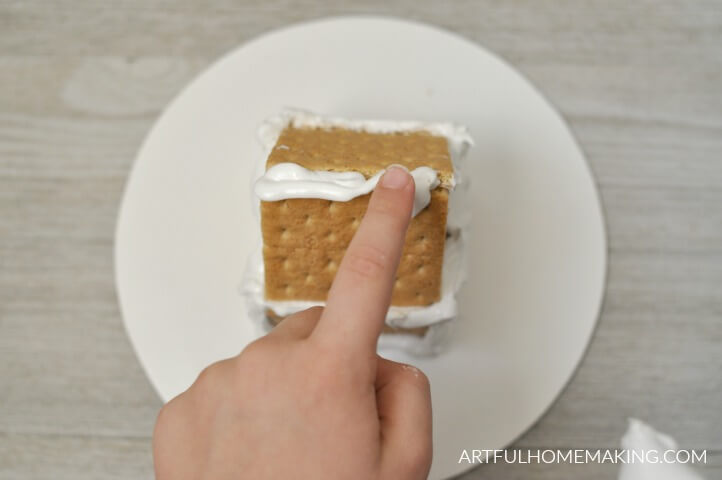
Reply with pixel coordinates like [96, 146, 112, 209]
[115, 17, 606, 479]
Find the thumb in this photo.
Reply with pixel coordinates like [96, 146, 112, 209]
[375, 356, 433, 479]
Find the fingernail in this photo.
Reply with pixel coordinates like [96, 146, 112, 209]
[380, 165, 411, 189]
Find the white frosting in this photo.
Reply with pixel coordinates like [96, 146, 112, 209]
[239, 109, 474, 355]
[378, 320, 452, 356]
[254, 163, 440, 217]
[247, 297, 452, 357]
[619, 419, 705, 480]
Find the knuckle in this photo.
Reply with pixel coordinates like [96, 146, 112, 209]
[240, 337, 269, 359]
[194, 358, 235, 390]
[344, 244, 388, 279]
[414, 369, 431, 390]
[194, 364, 221, 390]
[196, 364, 215, 383]
[402, 364, 431, 391]
[153, 397, 182, 442]
[154, 403, 172, 434]
[237, 338, 274, 372]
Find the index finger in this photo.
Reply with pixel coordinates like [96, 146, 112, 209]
[313, 166, 415, 355]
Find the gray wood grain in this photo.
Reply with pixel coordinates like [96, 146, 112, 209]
[1, 1, 721, 479]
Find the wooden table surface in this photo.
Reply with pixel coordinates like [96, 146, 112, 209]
[1, 1, 721, 479]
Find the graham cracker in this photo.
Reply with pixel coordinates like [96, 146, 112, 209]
[261, 125, 452, 307]
[267, 126, 455, 188]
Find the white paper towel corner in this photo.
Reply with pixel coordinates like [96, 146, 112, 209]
[619, 418, 705, 480]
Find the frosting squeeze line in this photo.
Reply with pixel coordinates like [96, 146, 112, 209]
[254, 162, 441, 217]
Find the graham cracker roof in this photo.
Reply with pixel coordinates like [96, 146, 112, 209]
[266, 126, 455, 189]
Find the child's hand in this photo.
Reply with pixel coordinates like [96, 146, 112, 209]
[153, 166, 432, 479]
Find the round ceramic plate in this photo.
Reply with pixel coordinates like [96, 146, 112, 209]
[115, 17, 606, 479]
